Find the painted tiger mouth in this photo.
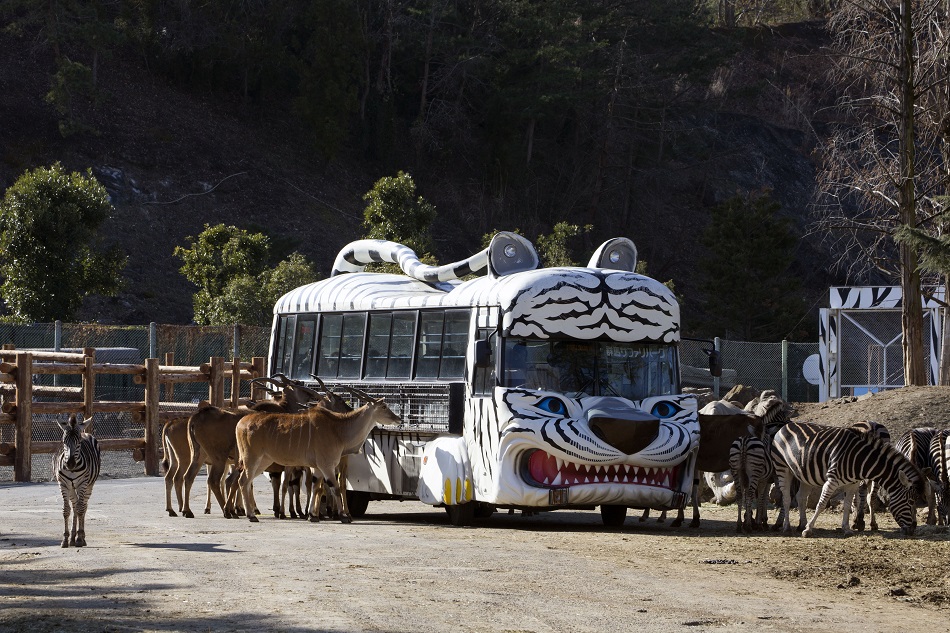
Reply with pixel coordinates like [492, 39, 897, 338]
[525, 450, 678, 489]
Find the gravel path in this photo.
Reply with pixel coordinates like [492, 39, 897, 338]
[1, 476, 947, 633]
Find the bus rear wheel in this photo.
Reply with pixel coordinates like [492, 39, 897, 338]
[600, 505, 627, 527]
[445, 503, 475, 526]
[346, 490, 371, 518]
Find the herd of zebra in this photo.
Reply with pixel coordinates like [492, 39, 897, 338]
[47, 396, 948, 547]
[728, 412, 946, 538]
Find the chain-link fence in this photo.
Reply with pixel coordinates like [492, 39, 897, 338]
[0, 322, 270, 483]
[680, 338, 820, 403]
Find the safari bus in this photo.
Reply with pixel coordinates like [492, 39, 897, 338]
[267, 232, 719, 526]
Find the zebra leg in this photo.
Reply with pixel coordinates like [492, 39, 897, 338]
[868, 481, 880, 531]
[775, 468, 794, 533]
[802, 480, 841, 537]
[851, 482, 866, 531]
[60, 486, 72, 548]
[839, 487, 857, 536]
[74, 485, 92, 547]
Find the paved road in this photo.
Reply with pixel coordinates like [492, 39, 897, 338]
[0, 476, 946, 633]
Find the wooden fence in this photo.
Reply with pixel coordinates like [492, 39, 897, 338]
[0, 345, 266, 481]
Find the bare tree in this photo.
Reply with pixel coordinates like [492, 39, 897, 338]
[812, 0, 950, 386]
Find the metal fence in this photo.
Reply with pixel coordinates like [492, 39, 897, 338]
[679, 338, 820, 403]
[0, 323, 818, 482]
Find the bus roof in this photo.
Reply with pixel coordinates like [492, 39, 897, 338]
[275, 265, 680, 344]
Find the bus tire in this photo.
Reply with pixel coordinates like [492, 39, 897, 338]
[446, 502, 475, 526]
[346, 490, 371, 518]
[473, 502, 495, 519]
[600, 505, 627, 527]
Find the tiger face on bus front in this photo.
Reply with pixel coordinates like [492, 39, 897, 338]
[466, 389, 700, 508]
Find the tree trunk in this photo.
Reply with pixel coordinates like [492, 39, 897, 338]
[898, 0, 927, 385]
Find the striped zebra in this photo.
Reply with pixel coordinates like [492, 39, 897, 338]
[54, 414, 102, 548]
[928, 429, 950, 525]
[894, 427, 941, 525]
[849, 420, 890, 532]
[729, 435, 774, 533]
[771, 421, 924, 537]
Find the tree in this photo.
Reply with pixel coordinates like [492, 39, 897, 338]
[699, 193, 806, 341]
[175, 224, 318, 326]
[0, 163, 126, 322]
[362, 171, 436, 257]
[812, 0, 950, 385]
[535, 222, 592, 267]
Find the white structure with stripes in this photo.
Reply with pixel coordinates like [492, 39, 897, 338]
[818, 286, 944, 402]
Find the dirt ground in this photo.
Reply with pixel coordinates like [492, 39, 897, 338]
[1, 387, 949, 633]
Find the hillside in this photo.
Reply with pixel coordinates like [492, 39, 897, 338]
[0, 20, 835, 327]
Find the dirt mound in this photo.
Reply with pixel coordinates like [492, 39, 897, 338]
[792, 385, 950, 438]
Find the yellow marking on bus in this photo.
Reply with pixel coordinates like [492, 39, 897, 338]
[443, 479, 452, 505]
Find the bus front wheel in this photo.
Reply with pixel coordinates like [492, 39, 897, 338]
[346, 490, 371, 518]
[445, 503, 475, 526]
[600, 505, 627, 527]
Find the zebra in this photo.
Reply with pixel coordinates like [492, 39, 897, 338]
[894, 427, 941, 525]
[728, 435, 773, 533]
[771, 421, 924, 537]
[54, 413, 102, 548]
[928, 429, 950, 525]
[849, 420, 890, 532]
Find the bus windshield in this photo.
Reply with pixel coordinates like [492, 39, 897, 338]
[503, 338, 678, 400]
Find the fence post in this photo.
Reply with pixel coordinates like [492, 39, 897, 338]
[149, 322, 157, 360]
[144, 357, 160, 476]
[54, 320, 62, 388]
[713, 337, 721, 398]
[14, 352, 32, 482]
[209, 357, 225, 408]
[83, 347, 95, 422]
[781, 339, 789, 402]
[231, 356, 241, 409]
[251, 357, 266, 401]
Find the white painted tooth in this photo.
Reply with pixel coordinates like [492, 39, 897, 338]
[552, 472, 562, 486]
[663, 474, 670, 487]
[555, 456, 564, 471]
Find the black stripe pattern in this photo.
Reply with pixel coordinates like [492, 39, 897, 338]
[771, 421, 924, 536]
[55, 414, 102, 547]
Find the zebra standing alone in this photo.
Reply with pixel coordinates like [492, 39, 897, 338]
[728, 435, 774, 533]
[895, 427, 941, 525]
[771, 421, 924, 537]
[54, 413, 101, 547]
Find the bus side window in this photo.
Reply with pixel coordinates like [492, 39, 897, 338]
[473, 328, 497, 396]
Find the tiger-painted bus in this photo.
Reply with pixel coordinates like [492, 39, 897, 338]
[269, 232, 717, 526]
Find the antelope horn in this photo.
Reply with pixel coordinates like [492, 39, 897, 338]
[345, 385, 376, 403]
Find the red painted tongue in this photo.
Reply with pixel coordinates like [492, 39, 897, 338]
[528, 450, 558, 483]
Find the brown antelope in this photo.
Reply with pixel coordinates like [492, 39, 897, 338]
[162, 415, 218, 517]
[235, 394, 401, 523]
[181, 374, 323, 518]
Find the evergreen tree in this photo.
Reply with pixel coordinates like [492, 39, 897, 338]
[0, 163, 126, 322]
[362, 171, 436, 257]
[699, 193, 805, 341]
[175, 224, 318, 326]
